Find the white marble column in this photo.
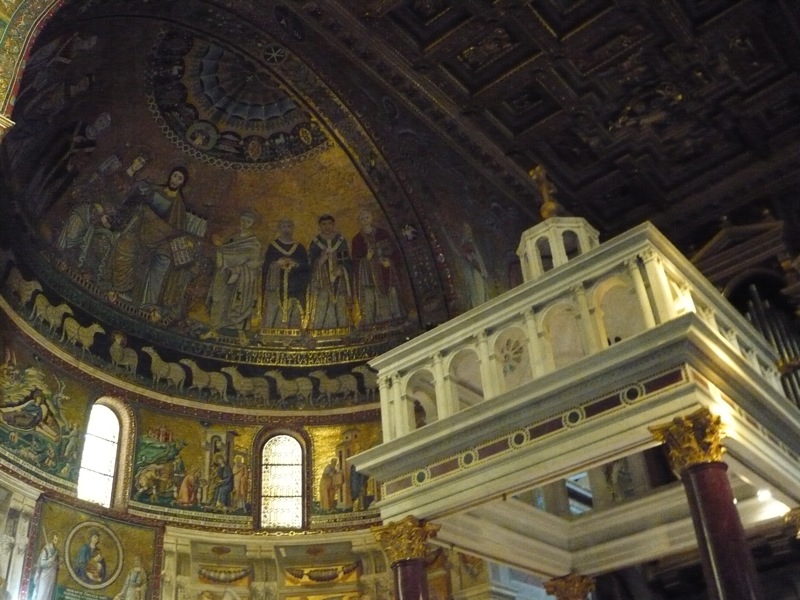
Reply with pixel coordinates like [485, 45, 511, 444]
[625, 258, 657, 329]
[378, 375, 395, 441]
[573, 284, 603, 353]
[433, 352, 458, 418]
[550, 231, 569, 267]
[477, 331, 501, 399]
[575, 227, 597, 257]
[540, 480, 571, 517]
[392, 374, 414, 436]
[640, 249, 676, 324]
[523, 308, 553, 376]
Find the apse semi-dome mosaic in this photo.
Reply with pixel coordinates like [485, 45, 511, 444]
[0, 0, 533, 557]
[0, 12, 427, 410]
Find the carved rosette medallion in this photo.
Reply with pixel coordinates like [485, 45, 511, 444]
[543, 573, 595, 600]
[785, 507, 800, 538]
[372, 515, 440, 564]
[649, 407, 725, 475]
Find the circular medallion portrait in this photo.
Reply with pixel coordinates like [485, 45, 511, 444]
[65, 521, 124, 589]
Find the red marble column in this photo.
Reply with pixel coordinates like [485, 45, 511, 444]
[373, 515, 440, 600]
[651, 408, 765, 600]
[682, 462, 764, 599]
[392, 558, 428, 600]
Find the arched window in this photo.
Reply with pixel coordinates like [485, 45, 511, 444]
[260, 434, 304, 529]
[77, 404, 120, 507]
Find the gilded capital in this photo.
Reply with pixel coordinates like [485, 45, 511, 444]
[0, 114, 14, 143]
[785, 507, 800, 538]
[649, 407, 725, 475]
[544, 573, 595, 600]
[372, 516, 440, 564]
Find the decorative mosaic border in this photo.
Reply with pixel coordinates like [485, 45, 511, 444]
[383, 367, 688, 497]
[0, 0, 61, 113]
[128, 500, 253, 529]
[127, 502, 382, 533]
[0, 448, 75, 496]
[0, 298, 381, 424]
[309, 508, 381, 531]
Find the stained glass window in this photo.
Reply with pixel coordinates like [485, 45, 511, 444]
[77, 404, 119, 507]
[261, 434, 303, 529]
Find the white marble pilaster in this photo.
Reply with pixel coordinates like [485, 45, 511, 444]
[160, 537, 180, 600]
[7, 503, 34, 600]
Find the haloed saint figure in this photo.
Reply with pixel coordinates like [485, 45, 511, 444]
[31, 532, 60, 600]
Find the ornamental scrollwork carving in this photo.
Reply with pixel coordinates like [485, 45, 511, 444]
[372, 515, 440, 564]
[649, 407, 725, 475]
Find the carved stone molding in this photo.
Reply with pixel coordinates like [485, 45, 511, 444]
[372, 515, 440, 564]
[649, 407, 725, 475]
[543, 573, 596, 600]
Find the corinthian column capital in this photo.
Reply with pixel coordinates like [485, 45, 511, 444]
[0, 114, 14, 143]
[372, 515, 440, 564]
[649, 407, 725, 475]
[544, 573, 595, 600]
[785, 507, 800, 538]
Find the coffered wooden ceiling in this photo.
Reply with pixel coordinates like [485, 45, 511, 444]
[18, 0, 800, 251]
[304, 0, 800, 248]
